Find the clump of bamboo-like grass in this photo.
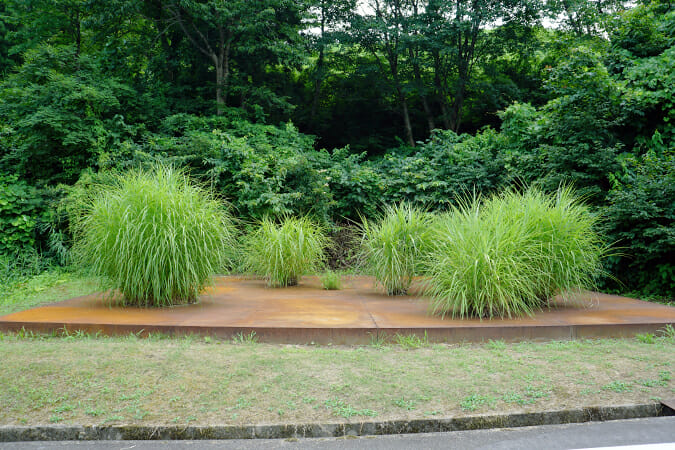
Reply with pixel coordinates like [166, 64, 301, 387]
[73, 165, 235, 307]
[358, 202, 435, 295]
[426, 187, 606, 318]
[244, 215, 327, 287]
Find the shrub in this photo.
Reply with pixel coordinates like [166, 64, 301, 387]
[358, 203, 435, 295]
[0, 174, 41, 255]
[376, 129, 511, 209]
[426, 187, 605, 318]
[244, 216, 327, 287]
[73, 165, 235, 307]
[0, 45, 135, 185]
[602, 148, 675, 297]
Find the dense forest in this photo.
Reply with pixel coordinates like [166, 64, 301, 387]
[0, 0, 673, 298]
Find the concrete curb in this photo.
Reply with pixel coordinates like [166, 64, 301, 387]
[0, 403, 671, 442]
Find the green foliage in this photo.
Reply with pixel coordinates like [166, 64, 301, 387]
[203, 123, 334, 221]
[0, 0, 673, 301]
[324, 147, 383, 220]
[0, 45, 136, 184]
[378, 129, 511, 208]
[0, 249, 51, 285]
[321, 271, 342, 290]
[426, 187, 605, 318]
[358, 203, 435, 296]
[603, 149, 675, 298]
[635, 333, 656, 344]
[243, 215, 327, 287]
[0, 173, 40, 254]
[73, 165, 235, 307]
[124, 116, 335, 221]
[503, 48, 623, 202]
[485, 187, 606, 302]
[609, 1, 673, 59]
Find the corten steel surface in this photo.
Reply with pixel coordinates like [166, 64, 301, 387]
[1, 276, 674, 344]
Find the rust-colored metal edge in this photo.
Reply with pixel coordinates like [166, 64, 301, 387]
[1, 275, 673, 344]
[1, 320, 673, 344]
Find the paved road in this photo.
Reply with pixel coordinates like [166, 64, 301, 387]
[2, 417, 674, 450]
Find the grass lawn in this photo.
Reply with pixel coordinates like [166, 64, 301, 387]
[0, 269, 99, 317]
[0, 273, 673, 427]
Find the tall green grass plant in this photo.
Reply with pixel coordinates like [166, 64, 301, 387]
[244, 216, 327, 287]
[73, 165, 235, 307]
[359, 203, 435, 295]
[426, 187, 606, 318]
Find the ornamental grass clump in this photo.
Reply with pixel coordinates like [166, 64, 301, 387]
[426, 187, 605, 318]
[486, 186, 606, 303]
[359, 202, 435, 295]
[244, 216, 327, 287]
[74, 165, 235, 307]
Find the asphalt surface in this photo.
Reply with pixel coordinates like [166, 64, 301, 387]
[1, 416, 674, 449]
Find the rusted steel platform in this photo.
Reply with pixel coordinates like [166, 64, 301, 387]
[1, 276, 673, 344]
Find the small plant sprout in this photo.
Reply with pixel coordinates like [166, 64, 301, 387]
[231, 331, 258, 344]
[244, 215, 327, 287]
[321, 271, 342, 290]
[359, 202, 435, 295]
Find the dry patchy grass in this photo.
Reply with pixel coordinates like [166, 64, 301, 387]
[0, 334, 672, 426]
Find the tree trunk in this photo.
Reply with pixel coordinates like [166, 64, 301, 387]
[311, 1, 326, 121]
[432, 50, 451, 129]
[398, 87, 414, 146]
[409, 48, 435, 132]
[450, 81, 465, 132]
[215, 61, 224, 116]
[310, 47, 324, 120]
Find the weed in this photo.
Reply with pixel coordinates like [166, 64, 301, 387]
[636, 378, 667, 388]
[231, 331, 258, 344]
[460, 394, 494, 412]
[635, 333, 656, 344]
[658, 325, 675, 342]
[232, 397, 252, 410]
[368, 332, 388, 349]
[394, 331, 429, 349]
[321, 271, 342, 290]
[602, 381, 633, 393]
[580, 388, 600, 395]
[53, 404, 74, 413]
[486, 339, 507, 351]
[393, 398, 416, 410]
[325, 398, 377, 418]
[85, 408, 104, 417]
[502, 392, 530, 405]
[524, 385, 550, 399]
